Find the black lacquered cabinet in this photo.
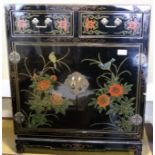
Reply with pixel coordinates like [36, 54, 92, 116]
[5, 5, 150, 154]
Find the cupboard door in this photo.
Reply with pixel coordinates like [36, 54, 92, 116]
[10, 42, 144, 139]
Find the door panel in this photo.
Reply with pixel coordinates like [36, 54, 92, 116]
[10, 42, 142, 138]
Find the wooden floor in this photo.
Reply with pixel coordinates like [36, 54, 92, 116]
[2, 119, 152, 155]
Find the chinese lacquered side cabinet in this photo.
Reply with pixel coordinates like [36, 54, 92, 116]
[5, 5, 150, 155]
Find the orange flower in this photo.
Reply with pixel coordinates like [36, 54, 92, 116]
[126, 21, 138, 31]
[84, 17, 96, 31]
[50, 93, 63, 105]
[57, 18, 67, 32]
[109, 83, 124, 97]
[36, 80, 50, 91]
[16, 19, 28, 31]
[51, 75, 57, 81]
[97, 94, 110, 108]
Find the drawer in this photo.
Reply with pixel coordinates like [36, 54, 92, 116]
[11, 11, 73, 37]
[79, 12, 143, 38]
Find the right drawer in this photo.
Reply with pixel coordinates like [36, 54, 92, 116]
[79, 12, 143, 38]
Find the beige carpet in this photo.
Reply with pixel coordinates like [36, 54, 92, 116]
[2, 120, 152, 155]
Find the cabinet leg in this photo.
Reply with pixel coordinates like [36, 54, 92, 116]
[134, 145, 142, 155]
[16, 140, 24, 153]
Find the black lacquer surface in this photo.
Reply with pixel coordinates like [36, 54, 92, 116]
[5, 5, 150, 154]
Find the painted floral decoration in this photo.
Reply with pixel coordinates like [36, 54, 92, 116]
[97, 94, 110, 108]
[15, 19, 29, 31]
[82, 54, 135, 132]
[36, 80, 51, 91]
[57, 18, 67, 32]
[108, 83, 124, 97]
[84, 17, 96, 31]
[20, 51, 73, 128]
[50, 92, 63, 105]
[82, 15, 102, 35]
[126, 20, 138, 31]
[51, 75, 57, 81]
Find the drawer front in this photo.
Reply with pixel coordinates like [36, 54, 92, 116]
[79, 12, 143, 38]
[11, 11, 73, 37]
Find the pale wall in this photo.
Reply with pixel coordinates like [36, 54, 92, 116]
[2, 0, 154, 101]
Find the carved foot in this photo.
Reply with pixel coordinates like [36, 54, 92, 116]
[134, 145, 142, 155]
[16, 141, 24, 153]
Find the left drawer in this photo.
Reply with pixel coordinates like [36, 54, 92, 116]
[10, 11, 74, 37]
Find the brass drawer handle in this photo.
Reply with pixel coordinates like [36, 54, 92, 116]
[105, 25, 117, 28]
[32, 17, 52, 28]
[101, 17, 122, 28]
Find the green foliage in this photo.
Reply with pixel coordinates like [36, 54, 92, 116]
[106, 97, 135, 115]
[21, 54, 73, 128]
[123, 83, 133, 94]
[26, 94, 52, 113]
[51, 99, 73, 115]
[115, 117, 133, 132]
[26, 75, 73, 128]
[88, 98, 97, 106]
[27, 113, 50, 128]
[85, 57, 136, 132]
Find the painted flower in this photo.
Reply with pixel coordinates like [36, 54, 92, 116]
[51, 75, 57, 81]
[31, 73, 38, 81]
[97, 94, 110, 108]
[16, 19, 28, 31]
[57, 18, 67, 32]
[36, 80, 50, 91]
[109, 83, 124, 97]
[84, 17, 96, 31]
[50, 92, 63, 105]
[126, 21, 138, 31]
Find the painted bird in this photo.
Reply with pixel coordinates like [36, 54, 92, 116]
[48, 52, 57, 68]
[98, 58, 116, 70]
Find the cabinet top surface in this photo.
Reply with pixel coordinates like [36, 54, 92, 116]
[5, 5, 151, 12]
